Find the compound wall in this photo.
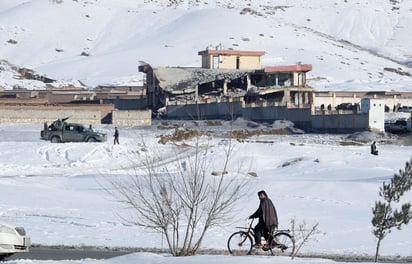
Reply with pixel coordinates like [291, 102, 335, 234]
[0, 108, 102, 125]
[241, 105, 312, 129]
[166, 101, 243, 120]
[112, 109, 152, 126]
[311, 112, 370, 133]
[166, 102, 313, 129]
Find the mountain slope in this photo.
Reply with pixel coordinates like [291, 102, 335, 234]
[0, 0, 411, 91]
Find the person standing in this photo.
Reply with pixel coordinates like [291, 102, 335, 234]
[371, 141, 378, 155]
[114, 127, 119, 145]
[249, 190, 278, 248]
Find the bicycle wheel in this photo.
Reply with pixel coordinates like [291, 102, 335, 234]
[271, 232, 295, 256]
[227, 231, 253, 255]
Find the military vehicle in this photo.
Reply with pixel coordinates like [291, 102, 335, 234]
[385, 119, 411, 134]
[40, 117, 107, 143]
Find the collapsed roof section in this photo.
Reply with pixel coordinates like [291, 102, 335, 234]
[151, 67, 253, 94]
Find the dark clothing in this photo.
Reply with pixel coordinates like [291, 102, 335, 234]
[371, 142, 378, 155]
[114, 128, 119, 144]
[254, 221, 276, 245]
[250, 197, 278, 244]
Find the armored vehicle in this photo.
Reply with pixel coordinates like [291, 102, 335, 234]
[40, 117, 107, 143]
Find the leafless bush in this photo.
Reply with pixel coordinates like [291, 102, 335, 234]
[105, 137, 247, 256]
[289, 217, 324, 259]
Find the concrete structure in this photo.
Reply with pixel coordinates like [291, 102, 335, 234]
[141, 65, 314, 115]
[0, 86, 150, 126]
[198, 45, 265, 70]
[141, 48, 390, 132]
[112, 109, 152, 126]
[0, 86, 147, 110]
[165, 98, 313, 129]
[0, 102, 114, 124]
[139, 47, 313, 121]
[311, 111, 369, 133]
[2, 47, 408, 133]
[314, 91, 412, 112]
[0, 106, 152, 127]
[0, 108, 102, 125]
[309, 98, 385, 133]
[360, 98, 385, 132]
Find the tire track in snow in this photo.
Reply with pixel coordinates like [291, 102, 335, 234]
[37, 146, 50, 162]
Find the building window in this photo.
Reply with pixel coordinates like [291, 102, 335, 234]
[278, 73, 292, 87]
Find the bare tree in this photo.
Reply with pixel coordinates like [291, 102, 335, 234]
[290, 217, 323, 259]
[106, 137, 247, 256]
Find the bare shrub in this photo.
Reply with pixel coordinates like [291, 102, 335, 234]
[226, 128, 290, 140]
[105, 137, 247, 256]
[158, 126, 209, 144]
[289, 217, 324, 259]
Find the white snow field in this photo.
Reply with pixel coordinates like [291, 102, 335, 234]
[0, 120, 411, 264]
[1, 0, 412, 263]
[0, 0, 411, 91]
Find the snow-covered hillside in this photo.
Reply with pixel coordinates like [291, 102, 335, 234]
[0, 0, 411, 91]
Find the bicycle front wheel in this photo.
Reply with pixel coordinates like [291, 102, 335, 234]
[271, 232, 295, 256]
[227, 231, 253, 255]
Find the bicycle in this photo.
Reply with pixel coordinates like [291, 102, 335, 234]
[227, 219, 295, 256]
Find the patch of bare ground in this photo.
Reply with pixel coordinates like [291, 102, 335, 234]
[226, 128, 290, 141]
[158, 126, 209, 144]
[204, 120, 223, 126]
[339, 140, 364, 146]
[157, 120, 293, 144]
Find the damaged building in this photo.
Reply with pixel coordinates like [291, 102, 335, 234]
[139, 47, 314, 127]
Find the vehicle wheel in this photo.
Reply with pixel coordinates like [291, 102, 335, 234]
[227, 231, 253, 256]
[87, 137, 96, 142]
[271, 232, 295, 256]
[51, 136, 61, 143]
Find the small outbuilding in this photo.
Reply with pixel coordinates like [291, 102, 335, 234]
[360, 98, 385, 132]
[198, 45, 265, 70]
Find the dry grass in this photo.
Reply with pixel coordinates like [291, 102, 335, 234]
[226, 128, 290, 140]
[158, 127, 209, 144]
[339, 141, 364, 146]
[157, 121, 293, 144]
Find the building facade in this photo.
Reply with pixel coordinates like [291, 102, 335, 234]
[139, 48, 314, 121]
[198, 47, 265, 70]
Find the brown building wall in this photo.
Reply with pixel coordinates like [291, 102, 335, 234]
[201, 54, 262, 70]
[112, 109, 152, 126]
[0, 104, 114, 124]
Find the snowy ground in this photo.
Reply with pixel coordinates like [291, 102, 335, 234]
[2, 252, 381, 264]
[1, 119, 412, 264]
[1, 1, 412, 263]
[1, 0, 411, 91]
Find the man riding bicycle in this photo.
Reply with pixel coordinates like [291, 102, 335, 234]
[249, 190, 278, 248]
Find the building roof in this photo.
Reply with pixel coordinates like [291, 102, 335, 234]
[152, 67, 253, 94]
[198, 49, 265, 56]
[264, 64, 312, 73]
